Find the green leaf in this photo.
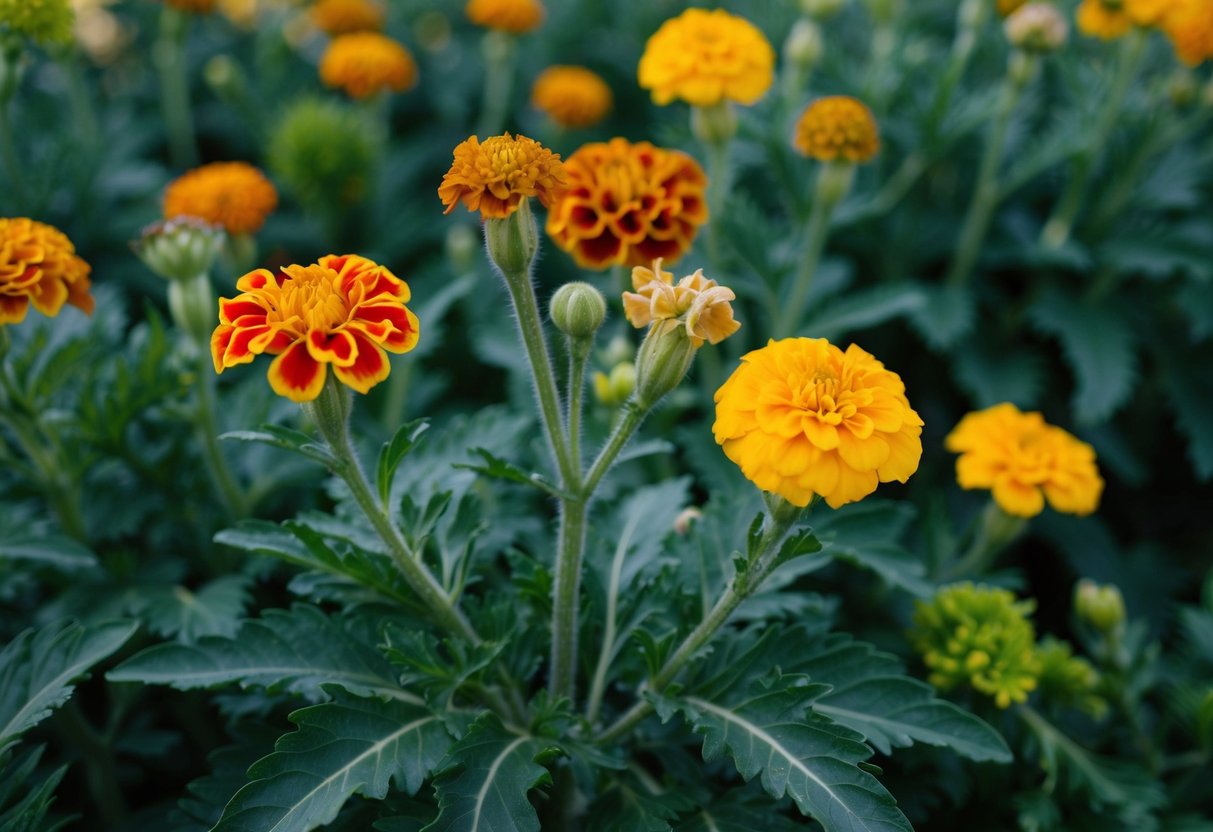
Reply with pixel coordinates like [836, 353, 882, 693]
[585, 776, 694, 832]
[175, 723, 281, 831]
[911, 285, 975, 349]
[953, 340, 1045, 409]
[213, 690, 451, 832]
[0, 746, 69, 832]
[802, 284, 927, 341]
[221, 425, 335, 466]
[0, 536, 97, 573]
[0, 619, 137, 752]
[660, 678, 912, 832]
[108, 605, 416, 704]
[1161, 344, 1213, 480]
[140, 575, 252, 643]
[453, 448, 573, 500]
[811, 501, 931, 596]
[378, 420, 430, 507]
[424, 714, 561, 832]
[674, 789, 807, 831]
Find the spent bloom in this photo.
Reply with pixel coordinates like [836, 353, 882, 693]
[1005, 2, 1070, 51]
[211, 254, 419, 402]
[1165, 0, 1213, 65]
[546, 138, 708, 270]
[310, 0, 385, 34]
[638, 8, 775, 107]
[794, 96, 881, 163]
[465, 0, 543, 33]
[623, 259, 739, 347]
[163, 162, 279, 236]
[0, 218, 94, 325]
[0, 0, 74, 45]
[439, 133, 567, 219]
[1076, 0, 1133, 38]
[945, 403, 1104, 518]
[910, 583, 1042, 709]
[320, 32, 417, 99]
[713, 338, 922, 509]
[531, 66, 613, 129]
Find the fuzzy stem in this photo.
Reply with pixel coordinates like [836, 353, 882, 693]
[194, 346, 247, 519]
[567, 336, 591, 475]
[155, 7, 197, 168]
[582, 399, 645, 498]
[549, 497, 588, 699]
[776, 161, 853, 337]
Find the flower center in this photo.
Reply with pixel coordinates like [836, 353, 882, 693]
[270, 265, 351, 332]
[483, 138, 531, 179]
[787, 369, 857, 423]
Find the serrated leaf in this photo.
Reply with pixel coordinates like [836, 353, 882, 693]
[0, 619, 137, 751]
[953, 341, 1045, 408]
[0, 536, 97, 573]
[378, 420, 430, 506]
[0, 746, 69, 832]
[811, 502, 930, 596]
[453, 448, 572, 500]
[140, 575, 252, 643]
[214, 690, 451, 832]
[175, 723, 281, 831]
[424, 714, 561, 832]
[108, 605, 417, 704]
[802, 284, 927, 341]
[221, 425, 335, 466]
[674, 789, 806, 832]
[911, 285, 975, 349]
[585, 778, 693, 832]
[1161, 345, 1213, 480]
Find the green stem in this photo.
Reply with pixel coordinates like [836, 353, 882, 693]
[704, 136, 731, 270]
[946, 52, 1034, 287]
[926, 0, 988, 145]
[476, 31, 515, 137]
[582, 399, 645, 498]
[836, 151, 927, 228]
[938, 500, 1027, 581]
[549, 497, 587, 699]
[567, 336, 591, 475]
[155, 7, 197, 168]
[1040, 32, 1146, 250]
[194, 346, 247, 519]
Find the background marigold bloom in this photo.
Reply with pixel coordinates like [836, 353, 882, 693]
[910, 583, 1042, 709]
[622, 259, 739, 346]
[546, 138, 708, 269]
[531, 66, 613, 129]
[310, 0, 384, 34]
[998, 0, 1029, 16]
[0, 218, 94, 325]
[945, 403, 1104, 518]
[211, 254, 419, 402]
[162, 0, 216, 13]
[439, 133, 567, 219]
[1125, 0, 1180, 26]
[319, 32, 417, 99]
[1165, 0, 1213, 64]
[794, 96, 881, 163]
[638, 8, 775, 107]
[164, 162, 279, 236]
[1076, 0, 1133, 38]
[713, 337, 922, 509]
[0, 0, 74, 44]
[465, 0, 543, 33]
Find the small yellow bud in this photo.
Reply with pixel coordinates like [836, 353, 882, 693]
[1074, 580, 1126, 633]
[593, 362, 636, 408]
[784, 19, 823, 70]
[550, 281, 606, 339]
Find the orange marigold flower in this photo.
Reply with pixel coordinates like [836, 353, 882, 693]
[713, 338, 923, 509]
[998, 0, 1029, 16]
[319, 32, 417, 99]
[638, 8, 775, 107]
[545, 138, 708, 270]
[310, 0, 385, 34]
[1165, 0, 1213, 65]
[439, 133, 567, 219]
[211, 254, 419, 402]
[164, 162, 279, 236]
[794, 96, 881, 163]
[162, 0, 216, 13]
[945, 403, 1104, 518]
[622, 259, 739, 347]
[1125, 0, 1181, 26]
[465, 0, 543, 33]
[0, 218, 94, 325]
[1076, 0, 1133, 38]
[531, 66, 613, 129]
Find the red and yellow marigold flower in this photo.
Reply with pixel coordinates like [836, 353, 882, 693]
[623, 259, 739, 347]
[439, 133, 567, 219]
[310, 0, 385, 34]
[1165, 0, 1213, 65]
[465, 0, 543, 33]
[0, 218, 94, 326]
[531, 66, 613, 129]
[794, 96, 881, 163]
[713, 338, 923, 509]
[211, 254, 419, 402]
[546, 138, 708, 269]
[164, 162, 279, 236]
[945, 403, 1104, 518]
[638, 8, 775, 107]
[319, 32, 417, 99]
[1076, 0, 1133, 38]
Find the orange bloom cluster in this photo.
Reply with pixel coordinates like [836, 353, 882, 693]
[465, 0, 544, 33]
[622, 259, 740, 347]
[546, 138, 708, 269]
[0, 219, 94, 326]
[531, 66, 613, 129]
[163, 162, 279, 236]
[319, 32, 417, 99]
[439, 133, 567, 219]
[211, 255, 419, 402]
[1165, 0, 1213, 65]
[310, 0, 385, 34]
[794, 96, 881, 163]
[1076, 0, 1133, 38]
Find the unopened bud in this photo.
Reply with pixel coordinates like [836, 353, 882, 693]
[1004, 2, 1068, 54]
[1074, 579, 1126, 633]
[168, 272, 218, 347]
[784, 19, 823, 70]
[799, 0, 848, 20]
[135, 218, 223, 283]
[484, 199, 539, 277]
[691, 101, 738, 145]
[634, 320, 696, 408]
[1168, 69, 1198, 109]
[674, 506, 702, 535]
[593, 361, 635, 408]
[550, 281, 606, 339]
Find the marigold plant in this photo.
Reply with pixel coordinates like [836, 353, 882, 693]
[465, 0, 543, 33]
[309, 0, 384, 34]
[0, 218, 94, 325]
[638, 8, 775, 107]
[210, 254, 419, 402]
[319, 32, 417, 99]
[439, 133, 567, 219]
[794, 96, 881, 163]
[713, 337, 923, 508]
[945, 402, 1104, 518]
[530, 65, 613, 129]
[546, 138, 708, 269]
[163, 162, 279, 236]
[622, 258, 739, 346]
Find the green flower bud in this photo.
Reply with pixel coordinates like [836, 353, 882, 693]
[168, 272, 218, 347]
[484, 197, 539, 278]
[593, 361, 635, 408]
[550, 281, 606, 339]
[799, 0, 848, 20]
[1004, 3, 1068, 55]
[1074, 580, 1126, 634]
[784, 19, 823, 70]
[634, 320, 696, 409]
[691, 101, 738, 145]
[135, 218, 223, 283]
[445, 223, 479, 274]
[268, 97, 381, 211]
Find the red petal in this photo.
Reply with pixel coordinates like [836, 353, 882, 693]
[333, 331, 391, 393]
[267, 340, 327, 402]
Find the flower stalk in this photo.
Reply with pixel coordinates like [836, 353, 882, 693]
[154, 6, 197, 168]
[475, 31, 515, 138]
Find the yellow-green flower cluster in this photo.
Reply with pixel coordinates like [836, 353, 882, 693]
[0, 0, 74, 46]
[1035, 637, 1106, 717]
[910, 583, 1042, 708]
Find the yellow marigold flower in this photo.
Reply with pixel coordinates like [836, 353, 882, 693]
[439, 133, 567, 219]
[319, 32, 417, 99]
[945, 403, 1104, 518]
[0, 0, 74, 44]
[713, 338, 923, 509]
[162, 0, 216, 13]
[638, 8, 775, 107]
[531, 66, 613, 129]
[0, 218, 94, 325]
[623, 259, 739, 347]
[910, 583, 1042, 709]
[465, 0, 543, 33]
[211, 254, 419, 402]
[163, 162, 279, 236]
[546, 138, 708, 270]
[998, 0, 1029, 16]
[794, 96, 881, 163]
[310, 0, 384, 34]
[1126, 0, 1181, 26]
[1076, 0, 1133, 39]
[1165, 0, 1213, 65]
